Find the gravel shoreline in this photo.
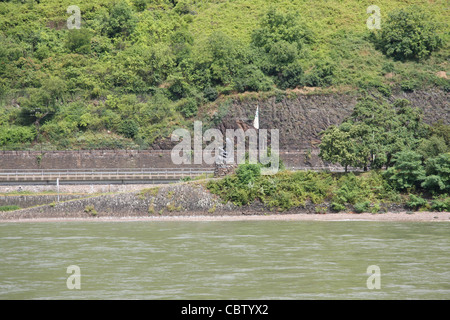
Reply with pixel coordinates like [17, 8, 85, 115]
[1, 211, 449, 223]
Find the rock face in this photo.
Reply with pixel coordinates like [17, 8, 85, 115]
[215, 88, 449, 150]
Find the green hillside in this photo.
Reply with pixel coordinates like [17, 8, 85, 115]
[0, 0, 448, 150]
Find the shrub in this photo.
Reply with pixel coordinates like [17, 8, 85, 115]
[0, 125, 36, 146]
[385, 151, 426, 191]
[84, 205, 98, 216]
[422, 153, 450, 194]
[430, 197, 450, 212]
[203, 86, 218, 102]
[66, 29, 91, 54]
[236, 163, 261, 185]
[176, 98, 198, 118]
[118, 119, 139, 138]
[354, 201, 371, 213]
[406, 194, 428, 210]
[374, 6, 443, 61]
[400, 80, 419, 92]
[331, 202, 346, 212]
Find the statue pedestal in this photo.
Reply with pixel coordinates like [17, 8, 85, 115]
[214, 163, 237, 177]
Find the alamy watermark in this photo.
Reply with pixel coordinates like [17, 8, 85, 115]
[66, 265, 81, 289]
[366, 265, 381, 289]
[170, 121, 280, 175]
[366, 5, 381, 30]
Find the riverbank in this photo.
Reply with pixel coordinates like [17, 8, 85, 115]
[1, 211, 449, 222]
[0, 180, 448, 222]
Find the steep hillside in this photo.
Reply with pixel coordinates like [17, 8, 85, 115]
[0, 0, 448, 150]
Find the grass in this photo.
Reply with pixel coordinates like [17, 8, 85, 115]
[0, 205, 21, 211]
[189, 0, 449, 91]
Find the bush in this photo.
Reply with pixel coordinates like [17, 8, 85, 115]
[430, 197, 450, 212]
[203, 86, 218, 102]
[176, 98, 198, 118]
[400, 80, 419, 92]
[236, 164, 261, 185]
[66, 29, 91, 54]
[233, 65, 273, 92]
[331, 202, 346, 212]
[0, 125, 36, 146]
[354, 201, 371, 213]
[374, 6, 443, 61]
[118, 119, 139, 138]
[385, 151, 426, 191]
[422, 153, 450, 194]
[406, 194, 428, 210]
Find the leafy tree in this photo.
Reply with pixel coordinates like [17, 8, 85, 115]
[422, 153, 450, 194]
[374, 6, 443, 61]
[318, 125, 357, 172]
[104, 0, 137, 38]
[383, 150, 426, 191]
[417, 135, 448, 160]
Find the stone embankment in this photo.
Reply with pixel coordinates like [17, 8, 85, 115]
[0, 182, 238, 220]
[1, 180, 446, 221]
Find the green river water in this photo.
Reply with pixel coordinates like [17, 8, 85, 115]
[0, 221, 449, 299]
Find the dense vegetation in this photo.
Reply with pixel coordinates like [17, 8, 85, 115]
[208, 91, 449, 213]
[207, 162, 450, 213]
[0, 0, 448, 150]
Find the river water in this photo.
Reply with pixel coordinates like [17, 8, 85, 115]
[0, 221, 449, 299]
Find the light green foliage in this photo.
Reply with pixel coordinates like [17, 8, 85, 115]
[0, 0, 447, 150]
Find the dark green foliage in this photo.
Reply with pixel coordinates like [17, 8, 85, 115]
[118, 119, 139, 138]
[104, 0, 137, 38]
[384, 150, 426, 191]
[176, 98, 198, 118]
[406, 194, 428, 210]
[431, 197, 450, 212]
[66, 29, 92, 54]
[353, 201, 371, 213]
[250, 8, 313, 89]
[417, 135, 448, 160]
[304, 61, 335, 87]
[319, 98, 428, 171]
[203, 86, 218, 102]
[233, 65, 273, 92]
[422, 153, 450, 194]
[373, 6, 443, 61]
[400, 80, 419, 92]
[236, 163, 261, 185]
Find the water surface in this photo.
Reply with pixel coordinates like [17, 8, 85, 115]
[0, 221, 449, 299]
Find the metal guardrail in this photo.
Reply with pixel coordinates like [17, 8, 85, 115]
[0, 168, 214, 181]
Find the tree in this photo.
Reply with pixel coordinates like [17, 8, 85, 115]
[318, 125, 357, 172]
[422, 153, 450, 194]
[104, 0, 137, 38]
[251, 8, 313, 89]
[384, 150, 426, 191]
[319, 98, 427, 171]
[374, 6, 443, 61]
